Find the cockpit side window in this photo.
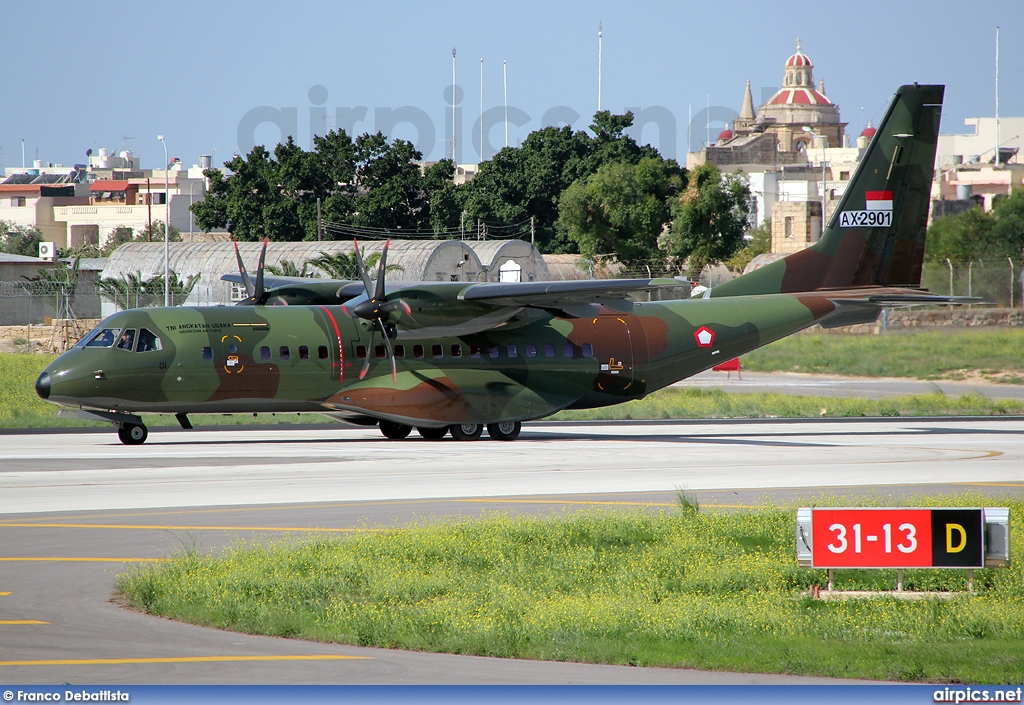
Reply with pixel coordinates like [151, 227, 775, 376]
[116, 329, 136, 351]
[136, 328, 163, 352]
[84, 328, 121, 348]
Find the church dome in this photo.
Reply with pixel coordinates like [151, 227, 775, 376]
[767, 87, 831, 106]
[785, 50, 812, 68]
[861, 123, 877, 138]
[765, 39, 833, 107]
[717, 128, 733, 142]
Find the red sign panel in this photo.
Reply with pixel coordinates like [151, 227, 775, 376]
[811, 508, 984, 569]
[812, 509, 933, 568]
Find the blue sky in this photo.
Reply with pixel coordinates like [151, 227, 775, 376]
[2, 0, 1022, 170]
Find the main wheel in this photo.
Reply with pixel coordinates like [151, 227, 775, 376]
[379, 420, 412, 439]
[417, 426, 448, 440]
[449, 423, 483, 441]
[486, 421, 521, 441]
[117, 423, 148, 445]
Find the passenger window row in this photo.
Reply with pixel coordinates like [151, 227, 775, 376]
[201, 345, 330, 362]
[354, 342, 594, 361]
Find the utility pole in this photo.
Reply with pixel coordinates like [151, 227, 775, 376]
[530, 216, 535, 246]
[480, 57, 484, 162]
[503, 60, 508, 148]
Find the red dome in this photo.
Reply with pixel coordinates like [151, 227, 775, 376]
[717, 129, 733, 141]
[766, 88, 832, 106]
[860, 125, 876, 138]
[785, 51, 812, 68]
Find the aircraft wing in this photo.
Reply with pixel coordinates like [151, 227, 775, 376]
[457, 278, 684, 318]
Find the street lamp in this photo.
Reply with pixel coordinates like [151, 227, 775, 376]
[157, 135, 170, 307]
[802, 126, 828, 237]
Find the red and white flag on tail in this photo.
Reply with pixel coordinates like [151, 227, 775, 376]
[865, 190, 893, 211]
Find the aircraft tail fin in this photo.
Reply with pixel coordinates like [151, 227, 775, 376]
[711, 84, 943, 298]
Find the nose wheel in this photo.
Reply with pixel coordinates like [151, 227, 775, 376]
[117, 422, 148, 445]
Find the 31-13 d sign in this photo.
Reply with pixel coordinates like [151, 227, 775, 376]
[810, 508, 984, 569]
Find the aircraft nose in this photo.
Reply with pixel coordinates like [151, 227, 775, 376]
[36, 372, 51, 400]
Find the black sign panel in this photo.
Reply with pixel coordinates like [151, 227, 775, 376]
[931, 509, 984, 568]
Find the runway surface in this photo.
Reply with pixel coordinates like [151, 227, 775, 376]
[1, 418, 1022, 684]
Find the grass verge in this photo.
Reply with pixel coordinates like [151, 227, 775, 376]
[743, 328, 1024, 382]
[116, 496, 1024, 682]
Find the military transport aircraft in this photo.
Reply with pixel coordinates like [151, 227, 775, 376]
[37, 84, 962, 444]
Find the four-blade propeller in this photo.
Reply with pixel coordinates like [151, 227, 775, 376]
[345, 238, 411, 382]
[232, 237, 268, 305]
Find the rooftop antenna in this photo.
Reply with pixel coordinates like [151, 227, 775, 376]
[452, 47, 457, 163]
[22, 138, 25, 168]
[597, 21, 603, 111]
[995, 26, 1000, 167]
[503, 60, 509, 148]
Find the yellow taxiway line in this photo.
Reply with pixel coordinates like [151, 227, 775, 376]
[0, 654, 368, 667]
[0, 620, 49, 625]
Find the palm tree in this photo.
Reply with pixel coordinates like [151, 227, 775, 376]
[307, 248, 402, 280]
[266, 259, 320, 278]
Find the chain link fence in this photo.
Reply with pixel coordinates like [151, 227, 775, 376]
[921, 260, 1022, 308]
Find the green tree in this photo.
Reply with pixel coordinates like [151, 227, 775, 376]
[266, 259, 320, 278]
[557, 157, 685, 266]
[0, 222, 44, 256]
[724, 222, 771, 273]
[662, 164, 753, 277]
[97, 270, 200, 309]
[352, 133, 427, 230]
[135, 220, 182, 243]
[307, 249, 402, 280]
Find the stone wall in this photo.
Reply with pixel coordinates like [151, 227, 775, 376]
[817, 307, 1024, 334]
[0, 319, 102, 353]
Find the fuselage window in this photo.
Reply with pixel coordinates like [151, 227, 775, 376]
[432, 344, 443, 358]
[356, 345, 367, 359]
[85, 328, 120, 348]
[280, 346, 291, 360]
[394, 345, 405, 359]
[318, 345, 329, 360]
[375, 345, 386, 359]
[299, 345, 310, 360]
[451, 344, 462, 358]
[413, 344, 424, 359]
[136, 328, 163, 352]
[259, 346, 271, 361]
[544, 343, 555, 358]
[470, 344, 481, 358]
[507, 344, 518, 358]
[202, 346, 214, 361]
[582, 343, 594, 358]
[229, 344, 238, 354]
[489, 344, 499, 359]
[563, 343, 575, 358]
[116, 329, 136, 351]
[525, 343, 537, 358]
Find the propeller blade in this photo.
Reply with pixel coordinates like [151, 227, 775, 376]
[359, 327, 375, 380]
[380, 327, 397, 383]
[232, 238, 254, 299]
[374, 238, 390, 302]
[378, 299, 411, 317]
[252, 237, 268, 301]
[353, 238, 374, 299]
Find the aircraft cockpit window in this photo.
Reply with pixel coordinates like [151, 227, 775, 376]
[116, 329, 136, 351]
[582, 343, 594, 358]
[202, 346, 214, 361]
[259, 346, 271, 361]
[136, 328, 163, 352]
[85, 328, 121, 348]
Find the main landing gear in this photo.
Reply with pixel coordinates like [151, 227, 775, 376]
[377, 421, 522, 441]
[117, 422, 148, 445]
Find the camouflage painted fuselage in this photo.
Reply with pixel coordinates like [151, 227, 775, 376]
[40, 292, 831, 427]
